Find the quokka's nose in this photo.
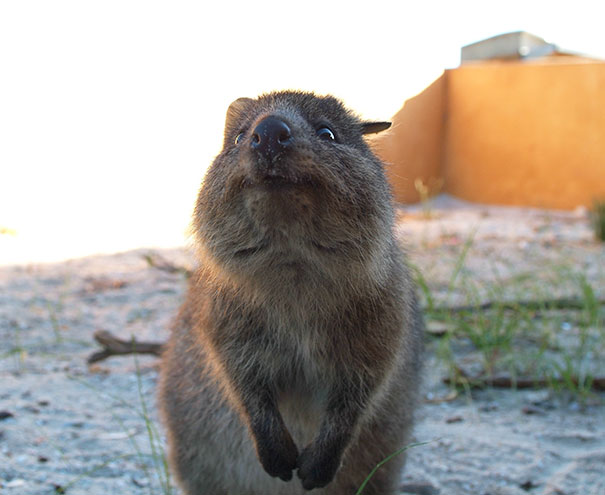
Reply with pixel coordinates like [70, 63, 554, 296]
[251, 116, 293, 163]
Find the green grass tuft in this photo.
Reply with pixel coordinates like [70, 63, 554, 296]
[591, 198, 605, 242]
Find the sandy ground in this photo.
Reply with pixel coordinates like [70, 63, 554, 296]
[1, 196, 604, 495]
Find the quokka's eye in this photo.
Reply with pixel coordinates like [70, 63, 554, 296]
[316, 127, 335, 141]
[234, 132, 244, 145]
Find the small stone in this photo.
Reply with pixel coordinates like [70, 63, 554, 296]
[522, 405, 545, 416]
[426, 321, 450, 337]
[445, 415, 464, 424]
[132, 476, 149, 487]
[6, 479, 26, 488]
[479, 403, 498, 412]
[520, 480, 538, 491]
[0, 411, 14, 421]
[526, 390, 550, 405]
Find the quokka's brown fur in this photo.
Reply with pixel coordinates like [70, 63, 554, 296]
[158, 91, 424, 495]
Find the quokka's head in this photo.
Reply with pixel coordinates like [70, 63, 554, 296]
[194, 91, 394, 277]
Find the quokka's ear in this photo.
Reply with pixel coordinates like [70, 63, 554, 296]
[361, 121, 391, 135]
[225, 97, 254, 127]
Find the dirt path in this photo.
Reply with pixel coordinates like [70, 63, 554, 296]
[1, 198, 604, 495]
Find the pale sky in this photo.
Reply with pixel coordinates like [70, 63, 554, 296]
[1, 0, 604, 265]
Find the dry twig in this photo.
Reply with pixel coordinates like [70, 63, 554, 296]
[87, 330, 165, 364]
[434, 296, 605, 314]
[142, 253, 192, 278]
[444, 370, 605, 392]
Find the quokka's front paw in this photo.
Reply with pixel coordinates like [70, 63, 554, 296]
[297, 442, 342, 491]
[254, 427, 299, 482]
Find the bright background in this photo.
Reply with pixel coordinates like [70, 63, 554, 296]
[1, 0, 604, 265]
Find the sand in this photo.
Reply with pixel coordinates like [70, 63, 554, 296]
[1, 196, 604, 495]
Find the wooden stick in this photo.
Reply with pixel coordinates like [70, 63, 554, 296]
[87, 330, 165, 364]
[444, 373, 605, 391]
[433, 296, 605, 314]
[142, 253, 192, 278]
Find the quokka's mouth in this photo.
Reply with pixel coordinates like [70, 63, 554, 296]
[242, 172, 316, 192]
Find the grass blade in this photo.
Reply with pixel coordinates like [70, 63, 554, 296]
[355, 441, 430, 495]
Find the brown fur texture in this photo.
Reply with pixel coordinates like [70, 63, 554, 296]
[158, 91, 423, 494]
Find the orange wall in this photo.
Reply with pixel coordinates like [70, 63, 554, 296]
[375, 59, 605, 209]
[444, 60, 605, 209]
[371, 74, 446, 204]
